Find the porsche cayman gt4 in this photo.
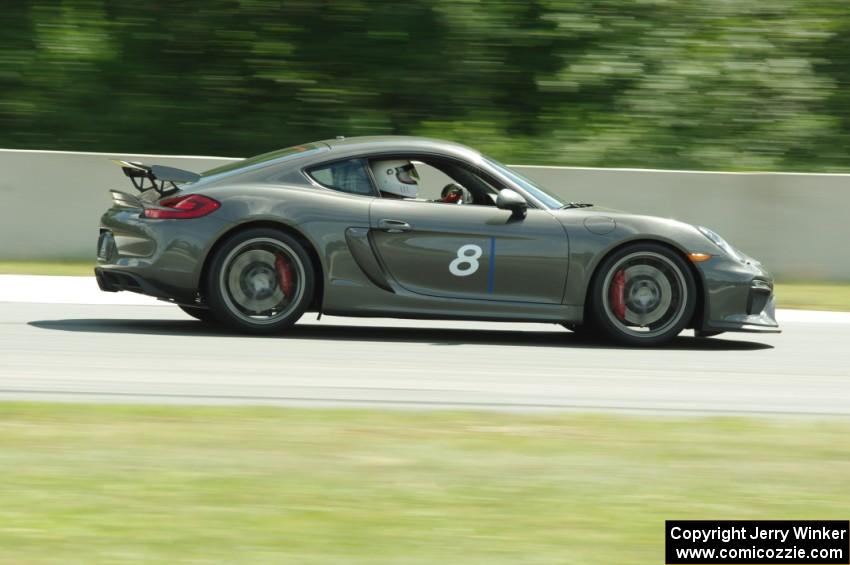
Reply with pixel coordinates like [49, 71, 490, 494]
[95, 136, 779, 346]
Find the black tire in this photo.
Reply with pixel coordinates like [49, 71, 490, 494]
[588, 243, 696, 346]
[205, 228, 315, 334]
[178, 304, 218, 323]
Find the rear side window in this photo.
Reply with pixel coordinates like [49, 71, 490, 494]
[307, 159, 375, 196]
[201, 143, 326, 180]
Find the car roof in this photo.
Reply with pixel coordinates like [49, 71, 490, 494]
[193, 136, 484, 189]
[317, 135, 480, 158]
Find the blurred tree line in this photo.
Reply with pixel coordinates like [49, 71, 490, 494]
[2, 0, 850, 171]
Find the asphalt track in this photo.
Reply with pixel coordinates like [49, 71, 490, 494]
[1, 276, 849, 415]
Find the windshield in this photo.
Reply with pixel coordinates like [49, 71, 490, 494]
[483, 157, 563, 209]
[199, 143, 327, 181]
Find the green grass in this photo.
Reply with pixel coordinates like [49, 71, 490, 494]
[774, 282, 850, 311]
[0, 404, 848, 564]
[0, 260, 93, 276]
[1, 261, 848, 311]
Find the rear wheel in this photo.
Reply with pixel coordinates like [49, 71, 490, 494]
[589, 243, 696, 346]
[178, 305, 218, 323]
[206, 228, 315, 334]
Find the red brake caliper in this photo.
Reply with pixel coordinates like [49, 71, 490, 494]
[275, 253, 294, 299]
[610, 269, 626, 321]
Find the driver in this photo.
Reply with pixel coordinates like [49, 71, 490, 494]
[370, 159, 420, 199]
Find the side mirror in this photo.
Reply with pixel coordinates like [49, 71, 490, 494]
[496, 189, 528, 219]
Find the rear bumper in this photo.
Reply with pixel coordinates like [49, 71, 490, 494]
[96, 204, 233, 305]
[94, 266, 176, 301]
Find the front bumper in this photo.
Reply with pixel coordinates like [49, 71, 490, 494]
[697, 255, 780, 333]
[703, 294, 780, 333]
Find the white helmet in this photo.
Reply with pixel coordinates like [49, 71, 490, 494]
[370, 159, 419, 198]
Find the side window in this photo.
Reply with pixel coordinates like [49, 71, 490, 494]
[424, 159, 504, 206]
[306, 159, 375, 196]
[411, 161, 456, 201]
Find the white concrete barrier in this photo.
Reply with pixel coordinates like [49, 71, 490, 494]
[1, 148, 848, 280]
[0, 149, 238, 262]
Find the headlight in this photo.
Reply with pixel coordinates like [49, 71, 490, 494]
[698, 226, 744, 262]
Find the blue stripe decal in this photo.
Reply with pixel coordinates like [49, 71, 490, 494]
[487, 237, 496, 294]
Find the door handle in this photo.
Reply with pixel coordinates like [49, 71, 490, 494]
[378, 219, 412, 233]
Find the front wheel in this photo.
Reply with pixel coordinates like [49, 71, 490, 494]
[206, 228, 315, 334]
[588, 243, 696, 346]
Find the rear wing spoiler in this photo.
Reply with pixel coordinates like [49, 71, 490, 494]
[111, 160, 200, 195]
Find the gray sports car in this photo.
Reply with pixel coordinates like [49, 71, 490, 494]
[95, 136, 779, 346]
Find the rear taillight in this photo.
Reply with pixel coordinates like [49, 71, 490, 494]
[143, 194, 221, 219]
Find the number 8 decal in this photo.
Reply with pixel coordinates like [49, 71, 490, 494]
[449, 244, 483, 277]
